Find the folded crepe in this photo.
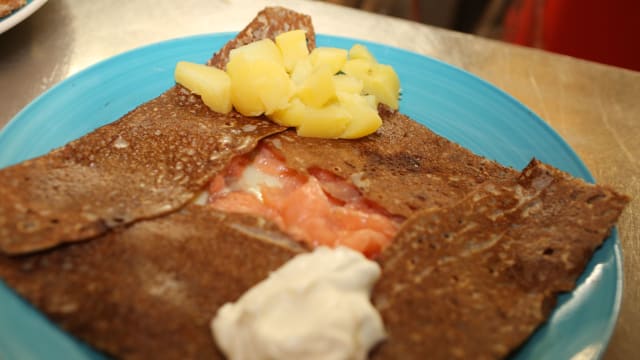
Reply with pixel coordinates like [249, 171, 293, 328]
[372, 159, 629, 359]
[0, 7, 317, 256]
[0, 206, 303, 359]
[0, 90, 284, 254]
[0, 6, 630, 360]
[262, 106, 517, 218]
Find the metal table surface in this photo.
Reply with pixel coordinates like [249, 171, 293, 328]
[0, 0, 638, 359]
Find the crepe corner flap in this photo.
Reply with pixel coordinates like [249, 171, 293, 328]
[0, 6, 632, 360]
[0, 6, 317, 255]
[371, 159, 629, 359]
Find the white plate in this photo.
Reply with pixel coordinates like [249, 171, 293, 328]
[0, 0, 47, 35]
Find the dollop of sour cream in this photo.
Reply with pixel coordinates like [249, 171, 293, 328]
[211, 246, 386, 360]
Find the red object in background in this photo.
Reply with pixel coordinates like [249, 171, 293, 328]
[503, 0, 640, 72]
[503, 0, 541, 47]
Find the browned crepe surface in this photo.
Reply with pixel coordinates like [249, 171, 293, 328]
[0, 89, 284, 255]
[0, 0, 25, 17]
[0, 6, 315, 255]
[265, 106, 517, 218]
[0, 158, 628, 359]
[371, 159, 630, 359]
[0, 205, 303, 360]
[207, 7, 315, 69]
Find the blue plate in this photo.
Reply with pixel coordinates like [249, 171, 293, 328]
[0, 33, 621, 359]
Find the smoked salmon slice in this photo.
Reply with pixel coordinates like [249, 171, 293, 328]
[208, 143, 401, 257]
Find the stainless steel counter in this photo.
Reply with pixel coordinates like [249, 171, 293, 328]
[1, 0, 638, 358]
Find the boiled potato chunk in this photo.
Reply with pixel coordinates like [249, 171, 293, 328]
[349, 44, 377, 63]
[296, 65, 337, 108]
[333, 74, 363, 95]
[275, 30, 309, 73]
[366, 63, 400, 109]
[342, 59, 400, 109]
[226, 61, 263, 116]
[364, 93, 378, 108]
[174, 61, 232, 114]
[229, 39, 284, 66]
[338, 93, 382, 139]
[271, 98, 306, 127]
[341, 58, 373, 82]
[290, 57, 313, 87]
[309, 47, 348, 74]
[176, 39, 398, 139]
[295, 102, 351, 138]
[227, 57, 292, 116]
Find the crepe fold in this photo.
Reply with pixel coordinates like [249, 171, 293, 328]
[0, 90, 284, 255]
[371, 159, 629, 359]
[0, 6, 316, 255]
[264, 106, 518, 218]
[0, 159, 628, 359]
[0, 6, 631, 360]
[0, 205, 303, 359]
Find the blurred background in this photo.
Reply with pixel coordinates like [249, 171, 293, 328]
[322, 0, 640, 72]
